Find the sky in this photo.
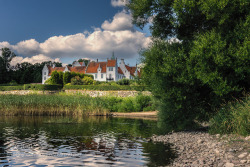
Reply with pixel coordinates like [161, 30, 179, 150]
[0, 0, 151, 66]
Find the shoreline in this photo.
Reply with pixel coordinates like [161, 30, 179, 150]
[151, 132, 250, 167]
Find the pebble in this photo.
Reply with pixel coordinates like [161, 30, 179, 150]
[238, 152, 248, 159]
[150, 132, 250, 166]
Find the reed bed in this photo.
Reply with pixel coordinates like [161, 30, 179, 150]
[0, 94, 109, 116]
[0, 94, 155, 116]
[209, 96, 250, 136]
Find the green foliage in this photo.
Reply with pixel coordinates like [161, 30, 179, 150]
[23, 84, 62, 91]
[134, 94, 152, 112]
[118, 98, 135, 113]
[71, 76, 84, 85]
[82, 76, 95, 85]
[127, 0, 250, 131]
[0, 94, 155, 115]
[63, 72, 71, 85]
[0, 86, 24, 91]
[0, 84, 62, 91]
[0, 47, 16, 84]
[117, 78, 130, 85]
[63, 85, 146, 91]
[209, 96, 250, 136]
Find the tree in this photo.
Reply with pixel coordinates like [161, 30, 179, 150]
[127, 0, 250, 129]
[0, 48, 16, 83]
[78, 58, 89, 66]
[63, 72, 71, 85]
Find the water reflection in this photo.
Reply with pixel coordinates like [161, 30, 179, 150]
[0, 116, 176, 166]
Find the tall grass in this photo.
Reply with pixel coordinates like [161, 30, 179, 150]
[209, 96, 250, 136]
[0, 94, 155, 116]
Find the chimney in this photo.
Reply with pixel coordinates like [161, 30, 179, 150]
[52, 63, 55, 68]
[97, 59, 98, 62]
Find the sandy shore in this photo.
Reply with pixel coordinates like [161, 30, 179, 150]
[110, 111, 158, 118]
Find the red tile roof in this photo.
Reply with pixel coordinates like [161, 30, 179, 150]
[48, 66, 65, 75]
[118, 67, 124, 75]
[125, 65, 136, 76]
[79, 62, 84, 66]
[86, 62, 107, 73]
[107, 60, 116, 67]
[68, 66, 86, 74]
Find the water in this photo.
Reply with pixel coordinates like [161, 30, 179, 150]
[0, 116, 176, 166]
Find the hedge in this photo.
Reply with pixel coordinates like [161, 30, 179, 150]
[0, 86, 24, 91]
[0, 84, 62, 91]
[24, 84, 63, 90]
[63, 85, 147, 91]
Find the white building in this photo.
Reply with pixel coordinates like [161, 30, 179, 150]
[42, 57, 141, 84]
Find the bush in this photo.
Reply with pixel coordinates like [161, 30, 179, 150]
[24, 84, 62, 90]
[134, 95, 152, 112]
[0, 86, 24, 91]
[71, 76, 84, 85]
[117, 78, 130, 85]
[209, 96, 250, 136]
[82, 76, 95, 85]
[118, 98, 135, 112]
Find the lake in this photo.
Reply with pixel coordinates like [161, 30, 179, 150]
[0, 116, 176, 166]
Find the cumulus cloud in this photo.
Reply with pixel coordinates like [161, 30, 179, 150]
[111, 0, 128, 7]
[10, 54, 60, 66]
[101, 11, 133, 31]
[1, 9, 151, 66]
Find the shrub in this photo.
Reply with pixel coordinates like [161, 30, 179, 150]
[0, 86, 24, 91]
[71, 76, 84, 85]
[82, 76, 95, 85]
[117, 78, 130, 85]
[134, 95, 152, 112]
[118, 98, 135, 112]
[24, 84, 62, 90]
[63, 72, 71, 85]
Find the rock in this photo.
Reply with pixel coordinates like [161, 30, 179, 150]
[224, 162, 234, 167]
[238, 152, 248, 159]
[245, 136, 250, 140]
[197, 139, 204, 144]
[240, 160, 247, 163]
[214, 149, 220, 156]
[216, 134, 220, 138]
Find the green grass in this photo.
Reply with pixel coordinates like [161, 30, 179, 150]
[0, 94, 156, 116]
[209, 96, 250, 136]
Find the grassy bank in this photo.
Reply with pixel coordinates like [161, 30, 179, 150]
[209, 96, 250, 136]
[0, 94, 156, 116]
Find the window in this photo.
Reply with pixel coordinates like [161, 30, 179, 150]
[109, 67, 113, 71]
[44, 72, 46, 75]
[44, 77, 46, 80]
[95, 74, 97, 79]
[109, 74, 112, 78]
[101, 74, 103, 78]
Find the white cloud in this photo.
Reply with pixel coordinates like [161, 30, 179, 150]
[1, 9, 151, 66]
[10, 54, 60, 66]
[111, 0, 128, 7]
[101, 11, 133, 31]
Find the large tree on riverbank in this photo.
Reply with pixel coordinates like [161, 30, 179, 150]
[127, 0, 250, 129]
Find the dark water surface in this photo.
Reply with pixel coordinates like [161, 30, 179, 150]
[0, 117, 176, 166]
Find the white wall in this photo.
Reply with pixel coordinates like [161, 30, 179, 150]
[119, 59, 130, 79]
[42, 65, 49, 84]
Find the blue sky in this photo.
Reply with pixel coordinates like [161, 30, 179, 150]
[0, 0, 151, 66]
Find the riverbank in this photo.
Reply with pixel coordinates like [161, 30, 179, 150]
[151, 132, 250, 167]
